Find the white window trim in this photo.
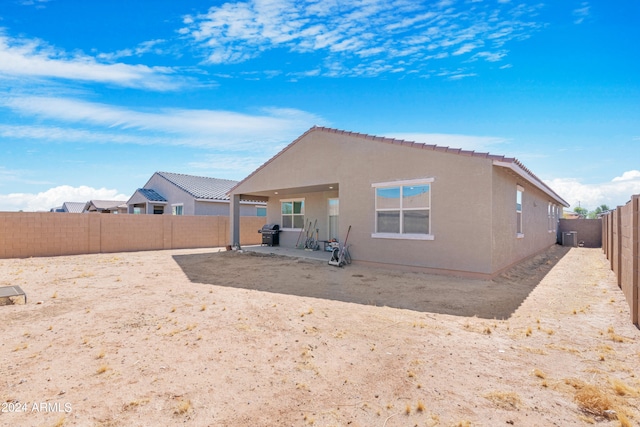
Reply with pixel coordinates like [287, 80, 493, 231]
[371, 178, 434, 240]
[280, 198, 305, 231]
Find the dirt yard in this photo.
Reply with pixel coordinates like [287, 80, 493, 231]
[1, 245, 639, 427]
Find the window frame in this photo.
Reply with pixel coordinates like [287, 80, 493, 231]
[516, 185, 524, 238]
[172, 204, 184, 216]
[371, 178, 434, 240]
[280, 198, 305, 230]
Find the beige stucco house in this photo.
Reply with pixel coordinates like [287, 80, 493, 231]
[229, 126, 569, 278]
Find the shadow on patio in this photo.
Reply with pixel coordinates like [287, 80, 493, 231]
[172, 245, 570, 319]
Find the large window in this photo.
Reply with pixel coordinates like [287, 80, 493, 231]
[281, 199, 304, 229]
[516, 186, 524, 237]
[372, 178, 433, 240]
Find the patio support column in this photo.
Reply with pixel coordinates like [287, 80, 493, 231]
[230, 193, 241, 246]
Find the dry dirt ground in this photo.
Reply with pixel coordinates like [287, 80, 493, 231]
[1, 245, 639, 427]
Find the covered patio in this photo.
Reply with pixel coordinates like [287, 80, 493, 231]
[230, 182, 341, 250]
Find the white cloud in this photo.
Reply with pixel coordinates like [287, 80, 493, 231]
[546, 170, 640, 210]
[96, 39, 168, 61]
[181, 0, 544, 77]
[612, 170, 640, 182]
[0, 32, 181, 91]
[573, 2, 590, 25]
[0, 185, 128, 212]
[0, 96, 325, 149]
[382, 132, 510, 152]
[188, 153, 273, 180]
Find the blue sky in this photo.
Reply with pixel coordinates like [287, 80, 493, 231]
[0, 0, 638, 212]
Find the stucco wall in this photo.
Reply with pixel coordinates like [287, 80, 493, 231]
[233, 130, 502, 275]
[491, 167, 561, 273]
[0, 212, 265, 259]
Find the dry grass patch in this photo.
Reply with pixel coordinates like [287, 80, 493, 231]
[611, 379, 638, 397]
[96, 364, 109, 375]
[483, 391, 522, 410]
[574, 384, 613, 417]
[174, 399, 191, 415]
[122, 399, 149, 411]
[533, 368, 546, 379]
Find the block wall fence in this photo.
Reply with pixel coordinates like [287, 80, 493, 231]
[557, 218, 602, 248]
[0, 212, 266, 259]
[602, 195, 640, 326]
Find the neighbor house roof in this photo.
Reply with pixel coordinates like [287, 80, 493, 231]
[63, 202, 86, 213]
[136, 188, 167, 202]
[156, 171, 238, 201]
[84, 200, 128, 212]
[229, 126, 569, 207]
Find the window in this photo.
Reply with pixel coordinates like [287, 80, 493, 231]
[172, 204, 183, 216]
[256, 207, 267, 217]
[281, 199, 304, 229]
[372, 178, 433, 240]
[516, 186, 524, 237]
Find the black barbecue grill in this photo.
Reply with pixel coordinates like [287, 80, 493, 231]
[259, 224, 280, 246]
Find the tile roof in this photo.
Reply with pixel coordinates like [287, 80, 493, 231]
[136, 188, 167, 202]
[62, 202, 86, 213]
[156, 172, 238, 201]
[229, 126, 568, 207]
[86, 200, 128, 210]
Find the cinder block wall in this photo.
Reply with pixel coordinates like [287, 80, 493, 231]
[0, 212, 265, 259]
[602, 195, 639, 326]
[558, 218, 602, 248]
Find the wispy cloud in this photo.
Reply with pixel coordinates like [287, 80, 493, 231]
[96, 39, 169, 62]
[547, 170, 640, 209]
[17, 0, 51, 8]
[0, 96, 325, 149]
[573, 2, 590, 25]
[0, 31, 182, 91]
[180, 0, 545, 77]
[0, 185, 128, 212]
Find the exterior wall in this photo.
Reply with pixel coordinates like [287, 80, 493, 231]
[558, 218, 602, 248]
[265, 190, 339, 247]
[143, 173, 196, 215]
[233, 131, 499, 275]
[194, 200, 231, 216]
[0, 212, 265, 259]
[490, 167, 560, 273]
[193, 200, 263, 216]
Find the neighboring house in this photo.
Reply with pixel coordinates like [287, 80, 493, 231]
[84, 200, 128, 214]
[127, 171, 265, 216]
[563, 210, 582, 219]
[229, 126, 569, 278]
[62, 202, 87, 213]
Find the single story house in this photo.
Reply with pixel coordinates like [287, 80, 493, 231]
[62, 201, 87, 213]
[228, 126, 569, 278]
[127, 171, 265, 216]
[84, 200, 128, 214]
